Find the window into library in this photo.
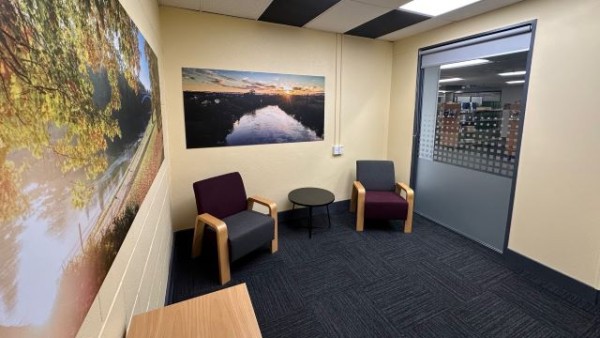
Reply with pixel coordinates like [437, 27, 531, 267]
[434, 51, 527, 178]
[413, 23, 534, 252]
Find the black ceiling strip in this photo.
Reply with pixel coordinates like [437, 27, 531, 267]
[345, 9, 430, 39]
[259, 0, 341, 27]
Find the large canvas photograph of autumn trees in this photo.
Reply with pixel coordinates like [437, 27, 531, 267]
[0, 0, 164, 337]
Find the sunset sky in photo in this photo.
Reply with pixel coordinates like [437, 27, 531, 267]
[182, 68, 324, 95]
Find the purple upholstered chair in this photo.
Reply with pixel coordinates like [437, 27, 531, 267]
[350, 161, 414, 233]
[191, 172, 278, 284]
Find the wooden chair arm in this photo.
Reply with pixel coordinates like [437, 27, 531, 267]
[353, 181, 366, 231]
[192, 213, 231, 284]
[247, 195, 277, 217]
[248, 195, 279, 253]
[395, 182, 414, 202]
[191, 213, 228, 258]
[395, 182, 414, 233]
[199, 213, 228, 232]
[353, 181, 366, 196]
[353, 181, 366, 208]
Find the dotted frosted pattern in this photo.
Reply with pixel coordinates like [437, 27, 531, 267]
[433, 103, 521, 178]
[418, 104, 437, 160]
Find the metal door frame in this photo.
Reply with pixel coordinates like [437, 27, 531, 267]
[409, 21, 537, 252]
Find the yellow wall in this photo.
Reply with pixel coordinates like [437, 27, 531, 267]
[160, 7, 393, 231]
[77, 0, 173, 336]
[389, 0, 600, 288]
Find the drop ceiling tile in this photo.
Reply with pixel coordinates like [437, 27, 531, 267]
[377, 16, 452, 41]
[159, 0, 201, 11]
[346, 9, 430, 39]
[199, 0, 273, 20]
[443, 0, 524, 22]
[352, 0, 412, 10]
[305, 0, 392, 33]
[259, 0, 341, 27]
[377, 0, 524, 41]
[159, 0, 527, 41]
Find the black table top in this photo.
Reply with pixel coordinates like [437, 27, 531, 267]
[288, 187, 335, 207]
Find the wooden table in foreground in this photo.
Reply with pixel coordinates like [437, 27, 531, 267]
[127, 283, 262, 338]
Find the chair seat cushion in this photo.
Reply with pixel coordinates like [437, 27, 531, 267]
[364, 191, 408, 220]
[224, 210, 274, 262]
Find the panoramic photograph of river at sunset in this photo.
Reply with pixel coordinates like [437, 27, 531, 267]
[182, 68, 325, 148]
[0, 0, 164, 336]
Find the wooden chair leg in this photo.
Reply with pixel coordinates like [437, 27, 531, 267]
[248, 196, 278, 254]
[354, 182, 366, 231]
[401, 183, 414, 234]
[215, 228, 231, 285]
[192, 213, 231, 284]
[356, 198, 365, 232]
[350, 186, 357, 212]
[404, 202, 413, 233]
[191, 216, 205, 258]
[271, 218, 279, 253]
[271, 239, 278, 253]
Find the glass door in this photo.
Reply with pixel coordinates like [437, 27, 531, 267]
[413, 25, 534, 252]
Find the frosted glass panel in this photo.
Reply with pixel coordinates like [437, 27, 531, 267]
[418, 67, 440, 160]
[415, 159, 512, 251]
[414, 26, 532, 252]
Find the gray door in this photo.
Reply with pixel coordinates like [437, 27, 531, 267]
[414, 25, 533, 252]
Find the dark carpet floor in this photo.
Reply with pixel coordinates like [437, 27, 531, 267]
[168, 212, 600, 337]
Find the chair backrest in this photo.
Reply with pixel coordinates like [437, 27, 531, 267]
[193, 172, 247, 219]
[356, 160, 396, 191]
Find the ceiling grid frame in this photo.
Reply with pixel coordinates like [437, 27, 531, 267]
[158, 0, 526, 40]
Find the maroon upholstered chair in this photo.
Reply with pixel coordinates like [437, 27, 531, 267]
[191, 172, 278, 285]
[350, 160, 414, 233]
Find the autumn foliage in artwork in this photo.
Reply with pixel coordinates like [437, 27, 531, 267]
[0, 0, 164, 336]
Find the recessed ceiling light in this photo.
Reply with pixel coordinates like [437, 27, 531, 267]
[506, 80, 525, 84]
[440, 59, 490, 69]
[499, 71, 527, 76]
[400, 0, 482, 17]
[439, 77, 463, 83]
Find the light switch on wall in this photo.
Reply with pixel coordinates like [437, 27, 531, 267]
[332, 144, 344, 156]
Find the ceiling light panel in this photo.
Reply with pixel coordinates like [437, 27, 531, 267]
[499, 71, 526, 76]
[440, 59, 490, 69]
[439, 77, 463, 83]
[305, 0, 391, 33]
[355, 0, 412, 9]
[400, 0, 482, 16]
